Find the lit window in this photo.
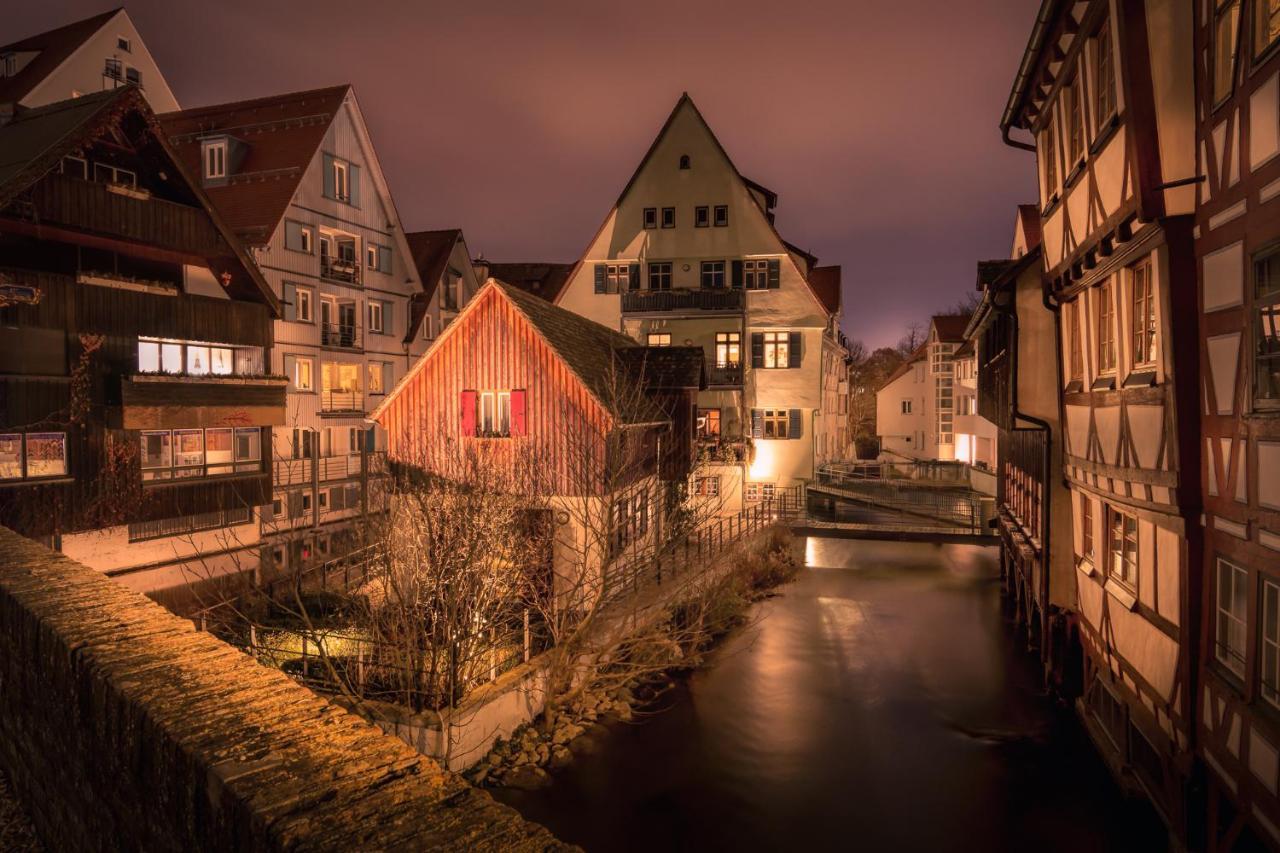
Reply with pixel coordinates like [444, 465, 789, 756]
[648, 262, 672, 290]
[716, 332, 740, 367]
[1256, 0, 1280, 58]
[294, 357, 314, 391]
[1131, 258, 1156, 367]
[368, 362, 385, 394]
[1215, 0, 1241, 106]
[1215, 558, 1248, 678]
[186, 345, 211, 375]
[1097, 278, 1117, 374]
[763, 331, 790, 368]
[647, 333, 671, 347]
[1107, 507, 1137, 591]
[697, 408, 721, 438]
[762, 409, 790, 439]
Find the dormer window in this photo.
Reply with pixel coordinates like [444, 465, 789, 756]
[679, 155, 691, 170]
[117, 37, 132, 52]
[203, 140, 227, 180]
[0, 53, 16, 78]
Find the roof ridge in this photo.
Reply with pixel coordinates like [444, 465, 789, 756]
[158, 84, 351, 120]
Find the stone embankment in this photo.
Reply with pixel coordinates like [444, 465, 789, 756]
[0, 527, 569, 852]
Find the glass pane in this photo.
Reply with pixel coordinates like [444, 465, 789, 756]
[1233, 566, 1248, 616]
[206, 428, 233, 470]
[174, 429, 204, 467]
[0, 434, 21, 478]
[141, 431, 171, 468]
[138, 341, 160, 373]
[210, 348, 233, 375]
[235, 428, 261, 462]
[161, 343, 182, 374]
[24, 433, 65, 477]
[1215, 2, 1240, 104]
[186, 345, 210, 375]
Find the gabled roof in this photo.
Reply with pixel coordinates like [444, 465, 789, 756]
[484, 262, 574, 303]
[931, 314, 971, 343]
[880, 344, 926, 389]
[0, 8, 121, 106]
[403, 228, 462, 343]
[1016, 204, 1042, 251]
[807, 266, 842, 315]
[158, 86, 350, 245]
[0, 87, 277, 312]
[954, 339, 975, 359]
[976, 259, 1017, 291]
[555, 93, 835, 317]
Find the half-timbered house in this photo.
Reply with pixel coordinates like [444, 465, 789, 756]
[1192, 0, 1280, 846]
[1001, 0, 1201, 835]
[371, 279, 703, 591]
[0, 86, 283, 593]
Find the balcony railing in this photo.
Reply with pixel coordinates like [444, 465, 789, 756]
[320, 390, 363, 414]
[321, 256, 361, 285]
[707, 364, 743, 387]
[696, 438, 752, 465]
[621, 288, 745, 314]
[320, 322, 361, 349]
[273, 452, 388, 487]
[22, 173, 225, 257]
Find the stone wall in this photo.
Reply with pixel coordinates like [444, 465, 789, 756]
[0, 527, 567, 852]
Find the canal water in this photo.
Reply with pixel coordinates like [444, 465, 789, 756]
[493, 537, 1168, 852]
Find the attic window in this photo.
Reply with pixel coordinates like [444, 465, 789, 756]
[125, 67, 141, 86]
[679, 155, 691, 170]
[203, 140, 227, 180]
[117, 37, 132, 52]
[0, 53, 15, 78]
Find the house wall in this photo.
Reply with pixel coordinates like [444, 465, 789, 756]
[875, 361, 928, 460]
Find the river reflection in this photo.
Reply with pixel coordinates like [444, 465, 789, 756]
[493, 537, 1167, 852]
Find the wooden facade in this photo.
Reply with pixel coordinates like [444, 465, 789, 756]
[1193, 0, 1280, 847]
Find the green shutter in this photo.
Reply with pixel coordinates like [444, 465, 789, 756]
[322, 154, 335, 198]
[348, 164, 361, 207]
[788, 409, 802, 439]
[731, 260, 744, 289]
[767, 259, 781, 289]
[378, 245, 392, 272]
[751, 333, 764, 368]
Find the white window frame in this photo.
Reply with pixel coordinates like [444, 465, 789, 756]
[763, 331, 790, 369]
[333, 160, 349, 202]
[1216, 558, 1248, 678]
[369, 301, 384, 334]
[647, 333, 671, 347]
[901, 399, 912, 414]
[294, 356, 314, 392]
[296, 287, 314, 323]
[204, 141, 227, 180]
[1263, 578, 1280, 706]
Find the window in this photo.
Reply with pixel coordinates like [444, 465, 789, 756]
[297, 287, 313, 322]
[1081, 497, 1094, 562]
[1254, 245, 1280, 406]
[597, 264, 630, 293]
[366, 243, 392, 273]
[701, 261, 726, 289]
[715, 332, 740, 367]
[142, 428, 257, 480]
[643, 207, 657, 229]
[697, 408, 721, 438]
[1066, 76, 1084, 166]
[369, 301, 384, 334]
[203, 141, 226, 180]
[1131, 258, 1156, 368]
[695, 206, 710, 228]
[333, 159, 349, 202]
[0, 433, 66, 479]
[1263, 579, 1280, 706]
[477, 391, 512, 437]
[1215, 558, 1248, 678]
[141, 431, 172, 479]
[423, 315, 433, 340]
[118, 36, 132, 52]
[1097, 278, 1117, 374]
[648, 261, 672, 290]
[1256, 0, 1280, 58]
[679, 155, 691, 170]
[125, 67, 141, 85]
[1094, 21, 1115, 128]
[957, 396, 974, 415]
[368, 362, 385, 395]
[647, 333, 671, 347]
[743, 259, 770, 290]
[1215, 0, 1241, 106]
[714, 205, 728, 227]
[93, 162, 135, 188]
[661, 207, 675, 228]
[60, 156, 88, 179]
[763, 331, 790, 368]
[693, 476, 720, 497]
[1107, 507, 1138, 592]
[294, 356, 314, 391]
[1069, 299, 1084, 381]
[284, 220, 313, 254]
[1042, 117, 1059, 199]
[762, 410, 790, 439]
[901, 399, 912, 414]
[0, 53, 13, 78]
[104, 58, 123, 80]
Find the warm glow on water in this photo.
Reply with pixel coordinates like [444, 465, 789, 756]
[495, 536, 1167, 852]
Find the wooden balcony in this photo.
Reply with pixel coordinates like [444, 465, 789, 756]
[621, 288, 745, 314]
[22, 173, 225, 257]
[120, 374, 287, 430]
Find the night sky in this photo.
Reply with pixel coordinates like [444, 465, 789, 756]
[11, 1, 1039, 350]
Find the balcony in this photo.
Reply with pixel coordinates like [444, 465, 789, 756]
[707, 364, 743, 387]
[621, 288, 745, 314]
[320, 390, 363, 415]
[321, 256, 361, 285]
[696, 438, 752, 465]
[120, 374, 287, 429]
[21, 173, 225, 257]
[273, 452, 388, 487]
[320, 322, 362, 350]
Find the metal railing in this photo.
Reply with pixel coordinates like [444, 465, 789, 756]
[320, 390, 363, 413]
[621, 288, 745, 313]
[320, 321, 361, 349]
[812, 464, 988, 532]
[320, 256, 361, 285]
[273, 451, 387, 487]
[706, 364, 743, 386]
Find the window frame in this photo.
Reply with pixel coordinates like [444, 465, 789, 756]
[0, 432, 68, 480]
[1255, 0, 1280, 62]
[1096, 278, 1118, 375]
[700, 260, 725, 289]
[661, 207, 675, 229]
[1214, 0, 1242, 110]
[1093, 19, 1116, 133]
[1253, 242, 1280, 410]
[1262, 577, 1280, 707]
[1106, 505, 1138, 594]
[332, 159, 349, 202]
[715, 332, 740, 368]
[762, 331, 791, 369]
[643, 207, 657, 229]
[695, 206, 710, 228]
[294, 355, 315, 392]
[713, 205, 729, 227]
[647, 332, 672, 347]
[1066, 74, 1085, 169]
[1081, 495, 1094, 564]
[1130, 257, 1157, 370]
[296, 287, 314, 323]
[1215, 557, 1249, 679]
[697, 408, 721, 438]
[901, 399, 912, 415]
[369, 300, 384, 334]
[203, 140, 227, 180]
[762, 409, 790, 439]
[648, 261, 672, 291]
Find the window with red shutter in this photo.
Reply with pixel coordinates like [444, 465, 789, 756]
[460, 390, 477, 436]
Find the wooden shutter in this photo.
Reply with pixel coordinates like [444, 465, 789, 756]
[788, 332, 802, 368]
[767, 259, 781, 289]
[788, 409, 802, 439]
[382, 363, 394, 394]
[378, 245, 392, 272]
[460, 390, 477, 436]
[594, 264, 607, 293]
[629, 264, 640, 290]
[283, 283, 297, 321]
[751, 409, 764, 439]
[751, 333, 764, 368]
[511, 389, 527, 436]
[383, 301, 394, 336]
[283, 354, 296, 389]
[349, 164, 361, 207]
[285, 221, 302, 251]
[731, 260, 744, 289]
[322, 154, 335, 198]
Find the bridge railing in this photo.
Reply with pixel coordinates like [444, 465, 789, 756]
[811, 464, 990, 532]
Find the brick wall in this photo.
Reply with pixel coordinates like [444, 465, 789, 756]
[0, 527, 568, 852]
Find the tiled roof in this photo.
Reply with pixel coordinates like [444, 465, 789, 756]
[158, 86, 350, 245]
[1017, 203, 1042, 250]
[0, 8, 120, 106]
[807, 265, 841, 315]
[931, 314, 972, 343]
[485, 262, 574, 303]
